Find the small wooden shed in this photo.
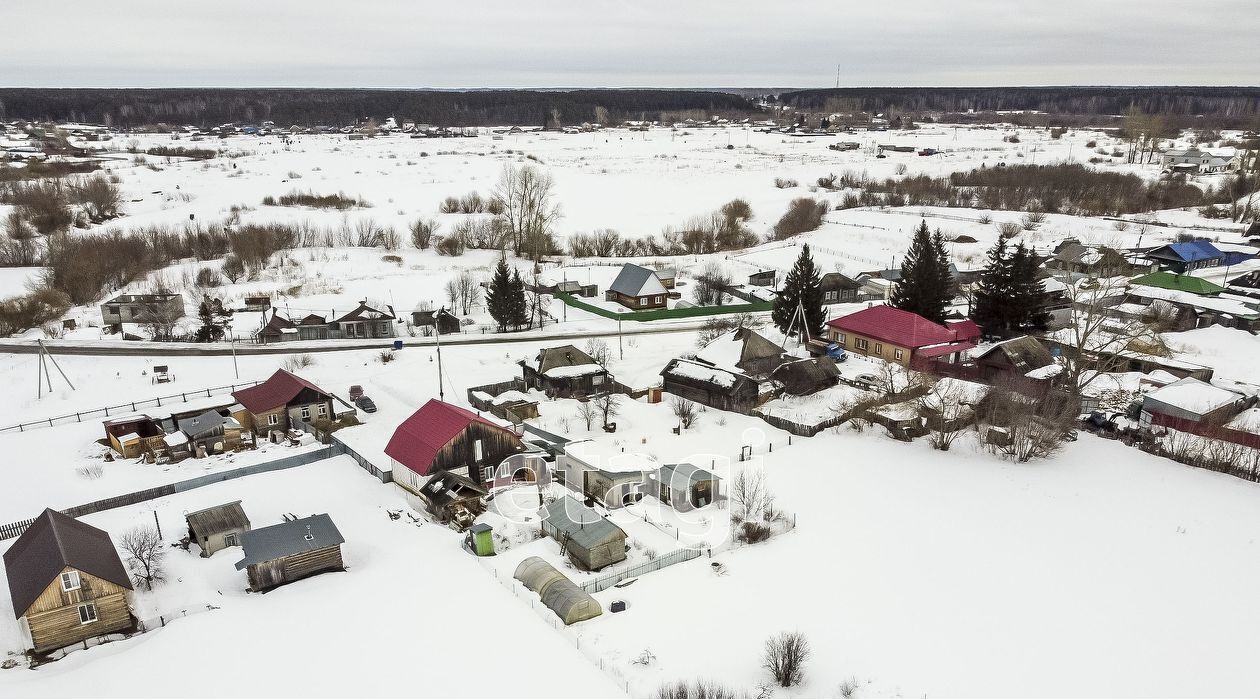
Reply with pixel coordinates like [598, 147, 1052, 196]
[185, 501, 251, 557]
[418, 471, 488, 530]
[541, 497, 627, 571]
[234, 514, 345, 592]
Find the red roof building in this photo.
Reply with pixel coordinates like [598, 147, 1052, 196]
[386, 399, 524, 490]
[231, 369, 335, 435]
[825, 305, 977, 366]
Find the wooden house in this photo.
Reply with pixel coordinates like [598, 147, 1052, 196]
[4, 509, 133, 653]
[411, 308, 461, 335]
[234, 514, 345, 592]
[605, 263, 668, 310]
[101, 415, 166, 458]
[748, 270, 777, 287]
[330, 300, 396, 339]
[540, 496, 627, 571]
[770, 356, 841, 396]
[185, 501, 251, 558]
[175, 409, 243, 457]
[231, 369, 335, 436]
[386, 399, 525, 490]
[825, 305, 979, 368]
[519, 345, 610, 398]
[1144, 240, 1225, 274]
[653, 463, 720, 511]
[973, 336, 1056, 385]
[819, 272, 862, 305]
[416, 471, 488, 530]
[694, 327, 788, 379]
[660, 358, 760, 414]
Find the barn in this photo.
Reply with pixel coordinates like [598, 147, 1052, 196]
[185, 501, 251, 558]
[234, 514, 345, 592]
[660, 358, 760, 414]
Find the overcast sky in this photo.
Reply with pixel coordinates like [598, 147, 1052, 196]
[4, 0, 1256, 88]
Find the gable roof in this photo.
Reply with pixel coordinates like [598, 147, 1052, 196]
[1148, 240, 1224, 263]
[974, 336, 1054, 373]
[185, 501, 250, 536]
[234, 514, 343, 569]
[176, 409, 227, 436]
[1130, 272, 1224, 296]
[333, 300, 396, 323]
[658, 463, 718, 490]
[535, 345, 599, 375]
[542, 496, 626, 551]
[660, 358, 758, 396]
[4, 509, 132, 618]
[695, 327, 785, 374]
[385, 399, 516, 476]
[232, 369, 331, 414]
[770, 356, 841, 394]
[826, 305, 967, 350]
[1144, 377, 1243, 417]
[609, 264, 667, 297]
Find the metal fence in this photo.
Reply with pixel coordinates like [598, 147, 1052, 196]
[0, 446, 335, 540]
[330, 434, 392, 483]
[579, 547, 704, 593]
[0, 380, 262, 435]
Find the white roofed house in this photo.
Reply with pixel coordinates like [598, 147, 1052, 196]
[1140, 378, 1251, 430]
[1160, 147, 1239, 174]
[520, 344, 611, 398]
[605, 263, 669, 310]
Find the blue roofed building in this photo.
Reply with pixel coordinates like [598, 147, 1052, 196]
[1144, 240, 1225, 273]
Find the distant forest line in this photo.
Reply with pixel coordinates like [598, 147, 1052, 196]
[776, 86, 1260, 129]
[1, 87, 1258, 129]
[0, 88, 754, 128]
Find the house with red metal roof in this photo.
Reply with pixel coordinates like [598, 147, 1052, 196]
[230, 369, 335, 436]
[825, 305, 979, 367]
[386, 399, 524, 495]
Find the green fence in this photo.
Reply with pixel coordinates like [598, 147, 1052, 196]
[555, 292, 771, 322]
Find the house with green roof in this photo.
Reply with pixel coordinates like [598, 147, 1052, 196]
[1130, 272, 1225, 297]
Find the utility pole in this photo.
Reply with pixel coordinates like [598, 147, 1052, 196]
[617, 318, 624, 361]
[35, 339, 74, 399]
[230, 333, 239, 379]
[434, 307, 446, 403]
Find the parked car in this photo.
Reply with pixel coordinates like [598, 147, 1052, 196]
[355, 395, 377, 413]
[349, 385, 364, 401]
[853, 372, 880, 389]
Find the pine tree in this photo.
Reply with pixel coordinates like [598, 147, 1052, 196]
[508, 268, 529, 330]
[486, 255, 514, 331]
[890, 220, 952, 324]
[194, 296, 232, 342]
[772, 244, 825, 337]
[971, 238, 1013, 335]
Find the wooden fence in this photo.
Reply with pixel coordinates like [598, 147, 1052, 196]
[1150, 412, 1260, 450]
[554, 291, 771, 322]
[330, 434, 392, 483]
[579, 547, 704, 593]
[0, 380, 262, 435]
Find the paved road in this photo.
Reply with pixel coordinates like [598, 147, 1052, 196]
[0, 320, 713, 357]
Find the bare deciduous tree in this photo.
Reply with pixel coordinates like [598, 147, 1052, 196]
[763, 631, 811, 687]
[593, 391, 620, 428]
[671, 396, 698, 429]
[494, 164, 562, 261]
[576, 400, 598, 431]
[584, 338, 613, 368]
[409, 217, 438, 249]
[918, 378, 977, 451]
[731, 468, 770, 522]
[120, 524, 166, 591]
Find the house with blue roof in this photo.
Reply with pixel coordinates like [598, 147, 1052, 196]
[1144, 240, 1225, 273]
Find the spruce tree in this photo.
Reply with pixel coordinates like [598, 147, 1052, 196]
[486, 255, 513, 331]
[971, 238, 1013, 335]
[194, 296, 232, 342]
[890, 220, 952, 324]
[509, 268, 529, 330]
[772, 244, 825, 337]
[1010, 243, 1051, 333]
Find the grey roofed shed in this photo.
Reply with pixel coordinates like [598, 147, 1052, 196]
[234, 514, 344, 569]
[513, 556, 602, 625]
[176, 409, 227, 437]
[540, 496, 627, 571]
[608, 263, 667, 297]
[185, 501, 251, 557]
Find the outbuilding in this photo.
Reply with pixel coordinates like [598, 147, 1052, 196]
[234, 514, 345, 592]
[540, 496, 628, 571]
[386, 399, 525, 490]
[185, 501, 251, 557]
[513, 556, 602, 625]
[654, 463, 720, 511]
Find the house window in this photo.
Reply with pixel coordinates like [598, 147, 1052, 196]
[267, 414, 279, 426]
[61, 571, 81, 591]
[474, 439, 484, 462]
[592, 374, 605, 385]
[854, 338, 869, 351]
[833, 333, 845, 346]
[894, 348, 904, 361]
[223, 533, 238, 547]
[873, 343, 882, 355]
[78, 603, 98, 625]
[825, 291, 837, 302]
[480, 465, 494, 483]
[301, 406, 311, 420]
[639, 298, 647, 307]
[655, 296, 663, 304]
[318, 404, 327, 416]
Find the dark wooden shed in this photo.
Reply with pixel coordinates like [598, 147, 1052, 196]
[234, 514, 345, 592]
[185, 501, 251, 557]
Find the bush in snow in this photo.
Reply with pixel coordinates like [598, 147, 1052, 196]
[763, 631, 811, 688]
[656, 680, 750, 699]
[773, 177, 798, 189]
[771, 197, 829, 241]
[282, 353, 315, 372]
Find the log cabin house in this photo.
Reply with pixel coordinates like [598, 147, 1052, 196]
[234, 514, 345, 592]
[605, 263, 669, 310]
[4, 509, 133, 654]
[519, 345, 610, 398]
[386, 399, 525, 493]
[230, 369, 336, 437]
